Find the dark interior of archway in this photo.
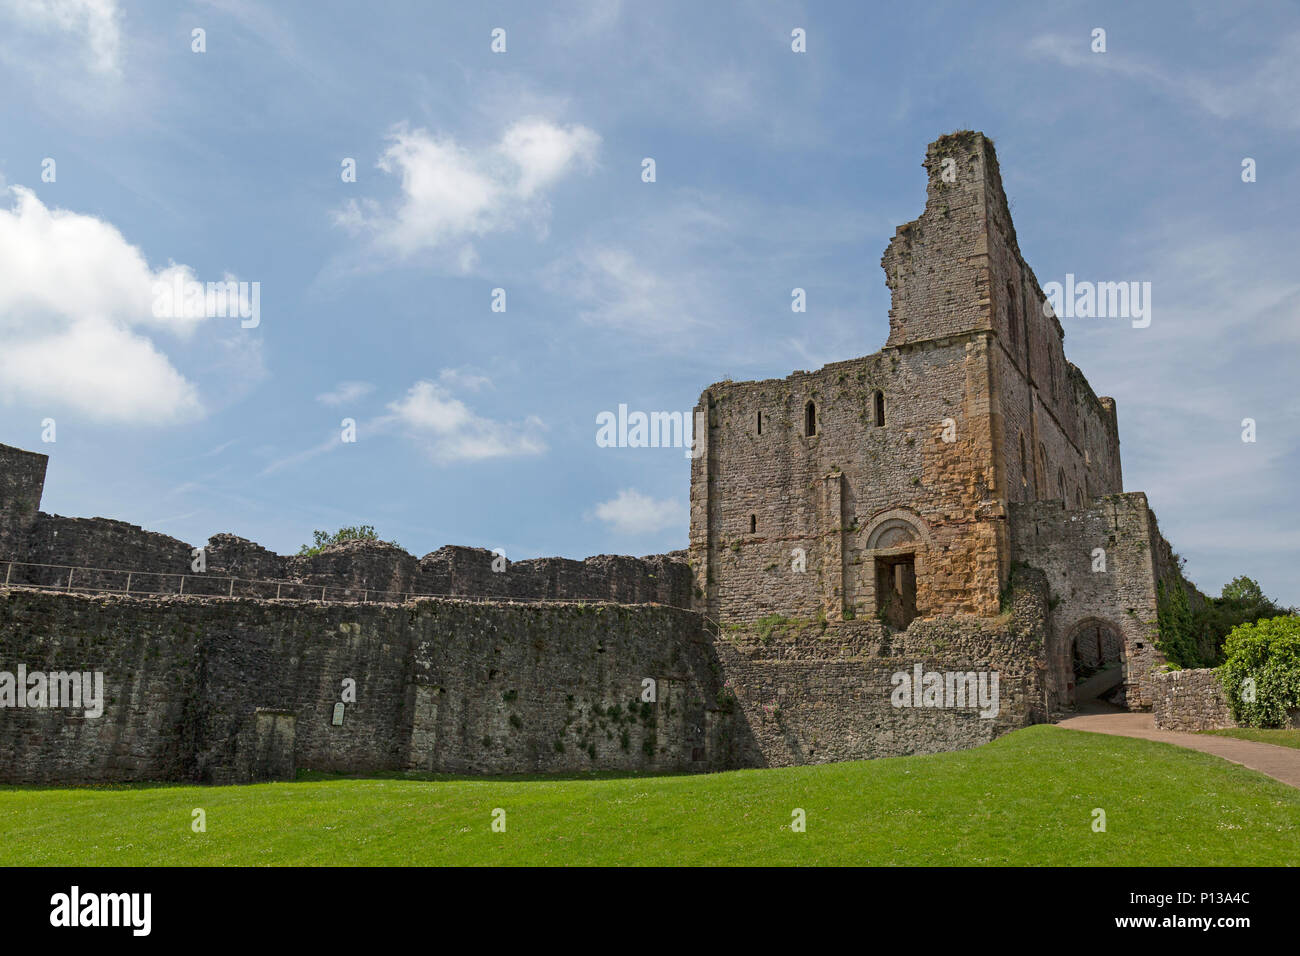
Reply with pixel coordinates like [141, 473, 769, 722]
[875, 554, 917, 630]
[1071, 623, 1125, 703]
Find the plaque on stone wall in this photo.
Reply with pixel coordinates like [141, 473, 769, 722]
[332, 702, 345, 726]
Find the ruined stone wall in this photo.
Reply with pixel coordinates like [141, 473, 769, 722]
[689, 333, 1004, 628]
[970, 135, 1123, 512]
[716, 570, 1050, 766]
[1009, 494, 1170, 710]
[1152, 668, 1236, 732]
[992, 346, 1122, 510]
[0, 444, 47, 561]
[0, 588, 737, 784]
[17, 514, 194, 592]
[0, 443, 689, 607]
[880, 133, 993, 348]
[417, 546, 691, 607]
[877, 132, 1122, 514]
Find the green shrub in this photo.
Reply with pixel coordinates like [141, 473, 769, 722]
[297, 525, 401, 557]
[1218, 616, 1300, 728]
[755, 613, 790, 644]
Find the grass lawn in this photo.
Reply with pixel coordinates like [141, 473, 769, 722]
[1203, 728, 1300, 750]
[2, 725, 1296, 866]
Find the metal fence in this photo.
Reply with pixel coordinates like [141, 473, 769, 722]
[0, 559, 626, 607]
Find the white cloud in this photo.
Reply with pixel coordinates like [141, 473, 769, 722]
[592, 489, 686, 535]
[0, 316, 201, 422]
[4, 0, 121, 74]
[499, 118, 600, 199]
[336, 119, 599, 267]
[0, 185, 211, 424]
[386, 380, 545, 464]
[316, 381, 375, 406]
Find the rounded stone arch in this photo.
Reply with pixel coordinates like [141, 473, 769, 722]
[863, 509, 936, 553]
[1062, 616, 1127, 707]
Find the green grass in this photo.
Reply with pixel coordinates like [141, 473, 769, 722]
[1202, 727, 1300, 750]
[2, 725, 1296, 866]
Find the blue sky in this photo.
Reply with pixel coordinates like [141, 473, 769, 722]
[0, 0, 1297, 604]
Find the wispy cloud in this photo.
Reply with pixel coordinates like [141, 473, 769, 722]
[2, 0, 122, 74]
[316, 381, 375, 406]
[1026, 30, 1300, 130]
[262, 373, 545, 474]
[438, 368, 493, 392]
[544, 244, 702, 336]
[387, 380, 546, 464]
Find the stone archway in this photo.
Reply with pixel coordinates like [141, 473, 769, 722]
[1064, 617, 1126, 707]
[860, 511, 933, 630]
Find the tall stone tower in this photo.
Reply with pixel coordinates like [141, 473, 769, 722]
[689, 131, 1123, 637]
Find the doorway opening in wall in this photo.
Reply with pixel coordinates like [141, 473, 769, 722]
[1069, 619, 1126, 708]
[875, 554, 917, 629]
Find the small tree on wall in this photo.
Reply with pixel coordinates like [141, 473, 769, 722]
[297, 525, 401, 557]
[1218, 616, 1300, 728]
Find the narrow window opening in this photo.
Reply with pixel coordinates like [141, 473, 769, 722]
[749, 515, 757, 534]
[804, 400, 816, 436]
[1006, 280, 1019, 352]
[873, 390, 885, 427]
[756, 410, 762, 435]
[1018, 433, 1028, 487]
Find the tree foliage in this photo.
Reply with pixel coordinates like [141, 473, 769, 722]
[1157, 574, 1289, 668]
[1218, 616, 1300, 728]
[297, 525, 400, 557]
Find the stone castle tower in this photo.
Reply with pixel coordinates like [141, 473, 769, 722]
[690, 131, 1188, 712]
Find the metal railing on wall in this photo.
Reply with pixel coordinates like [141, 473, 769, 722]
[0, 559, 636, 607]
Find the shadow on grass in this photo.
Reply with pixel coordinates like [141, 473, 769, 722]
[0, 766, 711, 793]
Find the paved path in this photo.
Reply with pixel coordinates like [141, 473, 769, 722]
[1057, 709, 1300, 790]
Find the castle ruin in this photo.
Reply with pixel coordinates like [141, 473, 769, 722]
[0, 132, 1199, 784]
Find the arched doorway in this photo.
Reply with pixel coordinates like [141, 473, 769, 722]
[861, 511, 933, 630]
[1066, 618, 1126, 707]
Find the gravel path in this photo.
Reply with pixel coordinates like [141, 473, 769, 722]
[1057, 709, 1300, 790]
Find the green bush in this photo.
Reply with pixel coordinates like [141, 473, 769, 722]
[297, 525, 401, 557]
[1218, 616, 1300, 728]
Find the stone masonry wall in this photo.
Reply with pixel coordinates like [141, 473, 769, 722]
[1152, 668, 1236, 732]
[1008, 493, 1188, 710]
[0, 587, 738, 784]
[716, 570, 1050, 766]
[690, 333, 1005, 628]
